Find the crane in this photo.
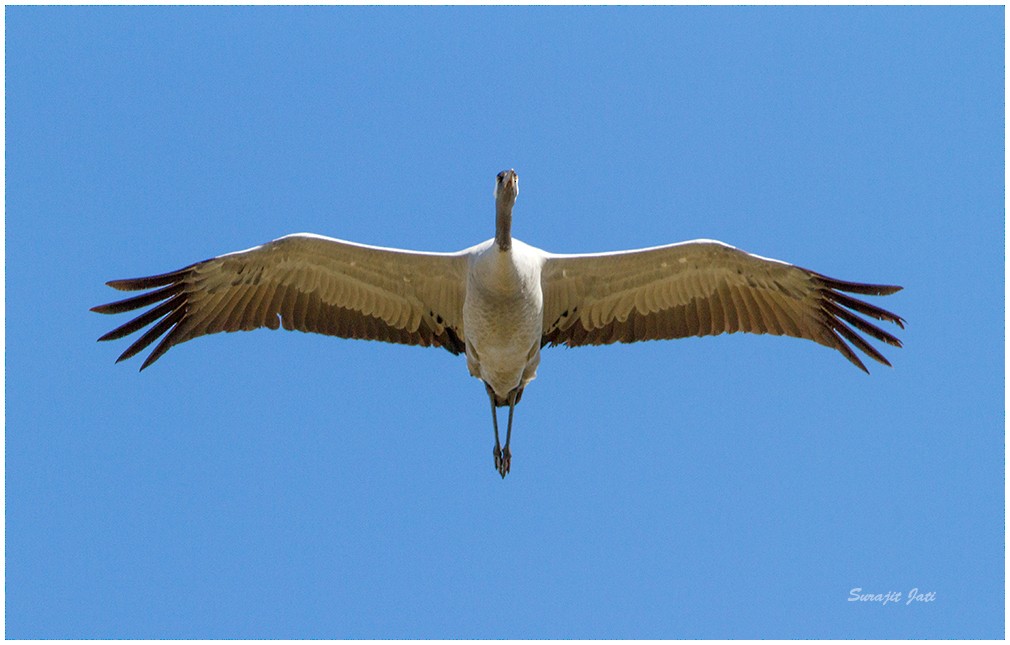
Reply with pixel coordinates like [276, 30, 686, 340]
[93, 169, 904, 478]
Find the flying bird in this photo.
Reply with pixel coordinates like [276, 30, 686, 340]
[93, 169, 904, 478]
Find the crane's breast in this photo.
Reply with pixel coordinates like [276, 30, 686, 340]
[462, 246, 544, 396]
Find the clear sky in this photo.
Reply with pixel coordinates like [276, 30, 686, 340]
[5, 6, 1004, 639]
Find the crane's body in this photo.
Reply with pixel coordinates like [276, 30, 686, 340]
[93, 169, 905, 478]
[464, 237, 544, 403]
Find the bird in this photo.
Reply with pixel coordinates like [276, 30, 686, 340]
[93, 169, 904, 478]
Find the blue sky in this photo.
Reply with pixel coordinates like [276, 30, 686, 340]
[5, 6, 1003, 639]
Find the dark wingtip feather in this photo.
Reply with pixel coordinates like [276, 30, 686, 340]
[823, 289, 904, 327]
[114, 306, 185, 364]
[814, 272, 903, 297]
[822, 300, 902, 348]
[94, 263, 199, 364]
[106, 275, 174, 291]
[832, 317, 893, 368]
[809, 270, 904, 372]
[828, 327, 868, 373]
[139, 315, 190, 370]
[96, 295, 185, 342]
[92, 283, 185, 316]
[105, 262, 202, 292]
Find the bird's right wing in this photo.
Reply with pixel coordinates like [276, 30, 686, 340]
[92, 233, 470, 369]
[540, 239, 904, 372]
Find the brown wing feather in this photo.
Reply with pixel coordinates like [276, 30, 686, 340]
[92, 236, 467, 369]
[541, 242, 904, 372]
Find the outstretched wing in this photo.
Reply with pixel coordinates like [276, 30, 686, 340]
[93, 233, 470, 369]
[540, 239, 904, 372]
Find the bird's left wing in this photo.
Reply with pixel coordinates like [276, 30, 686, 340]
[92, 233, 470, 369]
[540, 239, 904, 372]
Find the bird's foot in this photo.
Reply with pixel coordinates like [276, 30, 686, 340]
[494, 445, 511, 479]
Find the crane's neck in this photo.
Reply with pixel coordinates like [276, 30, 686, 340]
[495, 202, 512, 252]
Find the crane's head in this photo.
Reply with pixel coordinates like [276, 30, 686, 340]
[494, 169, 519, 209]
